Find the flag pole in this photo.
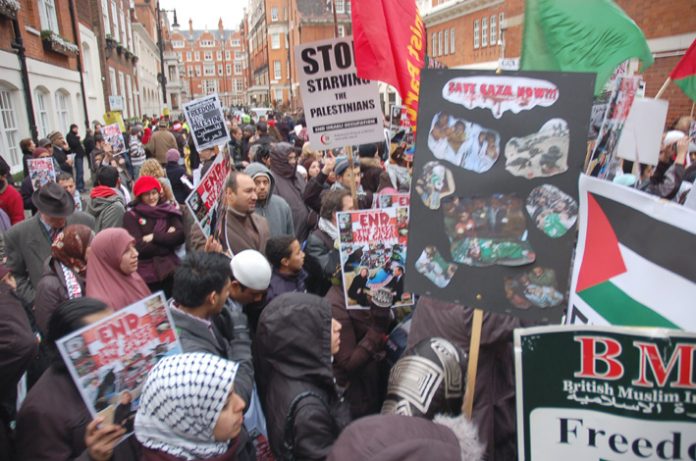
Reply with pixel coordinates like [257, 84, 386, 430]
[462, 308, 483, 419]
[654, 77, 671, 99]
[331, 0, 339, 38]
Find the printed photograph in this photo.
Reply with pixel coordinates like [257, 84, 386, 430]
[427, 112, 501, 173]
[415, 245, 458, 288]
[526, 184, 578, 238]
[504, 118, 569, 178]
[443, 193, 536, 267]
[504, 266, 564, 309]
[415, 161, 456, 210]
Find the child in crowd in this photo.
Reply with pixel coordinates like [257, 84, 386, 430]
[264, 235, 307, 305]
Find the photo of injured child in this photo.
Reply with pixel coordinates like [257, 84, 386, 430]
[415, 246, 458, 288]
[504, 118, 569, 179]
[526, 184, 578, 238]
[415, 161, 456, 210]
[427, 112, 501, 173]
[443, 193, 536, 267]
[504, 266, 564, 309]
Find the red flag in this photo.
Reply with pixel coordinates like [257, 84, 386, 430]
[352, 0, 425, 133]
[669, 38, 696, 102]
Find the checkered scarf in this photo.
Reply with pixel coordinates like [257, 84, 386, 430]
[135, 353, 239, 460]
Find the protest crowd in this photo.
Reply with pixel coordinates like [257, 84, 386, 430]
[1, 1, 696, 460]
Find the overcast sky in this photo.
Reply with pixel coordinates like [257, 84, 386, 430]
[160, 0, 247, 31]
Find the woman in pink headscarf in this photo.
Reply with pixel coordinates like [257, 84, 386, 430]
[86, 228, 151, 310]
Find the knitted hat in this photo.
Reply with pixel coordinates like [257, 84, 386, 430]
[335, 156, 360, 176]
[133, 175, 163, 197]
[166, 148, 180, 163]
[48, 131, 64, 144]
[230, 250, 272, 291]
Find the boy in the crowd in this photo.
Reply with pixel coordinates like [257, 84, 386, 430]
[264, 235, 307, 306]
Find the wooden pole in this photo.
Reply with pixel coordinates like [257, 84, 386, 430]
[345, 145, 358, 208]
[462, 308, 484, 419]
[331, 0, 339, 38]
[690, 101, 695, 118]
[654, 77, 671, 99]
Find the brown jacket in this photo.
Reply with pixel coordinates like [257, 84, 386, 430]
[407, 296, 532, 461]
[145, 129, 178, 165]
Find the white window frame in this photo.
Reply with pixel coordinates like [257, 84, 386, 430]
[271, 7, 278, 22]
[39, 0, 60, 33]
[444, 29, 449, 55]
[0, 88, 20, 167]
[451, 27, 456, 53]
[36, 89, 51, 138]
[204, 64, 215, 76]
[346, 0, 351, 14]
[204, 51, 213, 61]
[172, 40, 184, 48]
[216, 51, 222, 60]
[55, 91, 70, 133]
[490, 15, 497, 45]
[225, 50, 231, 60]
[101, 0, 110, 35]
[119, 8, 125, 46]
[432, 33, 437, 57]
[111, 1, 120, 42]
[186, 51, 192, 61]
[195, 66, 201, 77]
[226, 64, 232, 75]
[338, 25, 345, 38]
[335, 0, 345, 14]
[234, 62, 242, 75]
[194, 51, 200, 61]
[438, 31, 443, 56]
[473, 20, 479, 49]
[273, 60, 281, 80]
[271, 33, 280, 49]
[109, 67, 117, 96]
[235, 79, 244, 93]
[232, 39, 240, 47]
[482, 17, 488, 47]
[218, 64, 223, 76]
[200, 40, 214, 47]
[274, 89, 283, 103]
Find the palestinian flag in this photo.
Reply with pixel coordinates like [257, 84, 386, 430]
[568, 175, 696, 330]
[670, 38, 696, 102]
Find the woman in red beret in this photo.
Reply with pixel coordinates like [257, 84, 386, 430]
[123, 175, 185, 297]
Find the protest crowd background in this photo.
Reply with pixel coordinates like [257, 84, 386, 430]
[1, 0, 696, 461]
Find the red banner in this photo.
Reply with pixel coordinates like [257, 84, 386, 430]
[352, 0, 425, 134]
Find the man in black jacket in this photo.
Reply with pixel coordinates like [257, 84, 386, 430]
[66, 124, 86, 192]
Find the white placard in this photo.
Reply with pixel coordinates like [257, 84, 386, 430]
[616, 98, 668, 165]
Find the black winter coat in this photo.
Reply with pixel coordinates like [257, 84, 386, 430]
[254, 293, 351, 460]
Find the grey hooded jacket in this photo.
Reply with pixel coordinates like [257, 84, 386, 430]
[245, 162, 295, 238]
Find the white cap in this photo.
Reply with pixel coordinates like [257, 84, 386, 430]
[663, 130, 686, 148]
[230, 250, 272, 291]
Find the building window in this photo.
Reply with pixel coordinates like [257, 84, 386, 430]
[200, 40, 214, 47]
[432, 33, 437, 57]
[215, 51, 221, 60]
[111, 1, 120, 41]
[451, 27, 456, 53]
[125, 77, 132, 118]
[335, 0, 345, 14]
[234, 62, 242, 75]
[473, 20, 479, 49]
[225, 50, 231, 60]
[231, 39, 241, 47]
[273, 61, 281, 80]
[0, 88, 19, 167]
[188, 66, 194, 77]
[218, 64, 223, 76]
[204, 80, 217, 94]
[482, 17, 488, 47]
[499, 12, 504, 30]
[438, 31, 443, 56]
[444, 29, 449, 55]
[186, 51, 192, 61]
[101, 0, 110, 35]
[346, 0, 351, 14]
[195, 66, 201, 77]
[119, 8, 125, 47]
[204, 64, 215, 76]
[204, 51, 212, 61]
[55, 91, 70, 133]
[172, 40, 184, 48]
[194, 51, 200, 61]
[271, 33, 280, 49]
[39, 0, 60, 33]
[109, 67, 117, 96]
[82, 42, 92, 92]
[271, 7, 278, 21]
[36, 90, 50, 138]
[177, 52, 183, 61]
[274, 89, 283, 103]
[490, 15, 497, 45]
[235, 79, 244, 92]
[338, 25, 345, 37]
[226, 64, 232, 75]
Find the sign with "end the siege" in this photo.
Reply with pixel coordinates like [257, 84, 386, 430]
[515, 325, 696, 461]
[295, 36, 384, 150]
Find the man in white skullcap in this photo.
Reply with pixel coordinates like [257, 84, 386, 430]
[229, 249, 273, 334]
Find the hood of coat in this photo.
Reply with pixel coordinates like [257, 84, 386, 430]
[244, 162, 276, 207]
[254, 292, 333, 388]
[269, 142, 297, 179]
[328, 413, 484, 461]
[87, 193, 124, 215]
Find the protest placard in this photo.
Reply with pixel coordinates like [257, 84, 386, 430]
[404, 69, 595, 322]
[185, 153, 231, 238]
[567, 175, 696, 330]
[373, 192, 410, 209]
[295, 36, 384, 150]
[104, 111, 126, 133]
[103, 123, 126, 155]
[56, 292, 181, 431]
[515, 324, 696, 461]
[337, 207, 411, 309]
[27, 157, 56, 191]
[183, 93, 230, 152]
[616, 98, 668, 165]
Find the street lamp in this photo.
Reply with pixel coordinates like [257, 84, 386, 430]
[153, 1, 178, 105]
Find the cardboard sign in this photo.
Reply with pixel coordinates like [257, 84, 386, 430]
[295, 36, 384, 150]
[185, 153, 231, 238]
[405, 69, 595, 323]
[104, 111, 126, 133]
[183, 94, 230, 152]
[515, 325, 696, 461]
[568, 175, 696, 330]
[56, 292, 181, 431]
[337, 207, 412, 309]
[103, 123, 126, 155]
[27, 158, 56, 191]
[108, 95, 124, 112]
[616, 98, 668, 165]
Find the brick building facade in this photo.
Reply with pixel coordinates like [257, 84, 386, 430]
[171, 18, 247, 108]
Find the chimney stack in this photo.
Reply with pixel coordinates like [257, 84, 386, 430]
[189, 18, 193, 35]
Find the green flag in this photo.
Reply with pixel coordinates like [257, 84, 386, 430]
[520, 0, 654, 94]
